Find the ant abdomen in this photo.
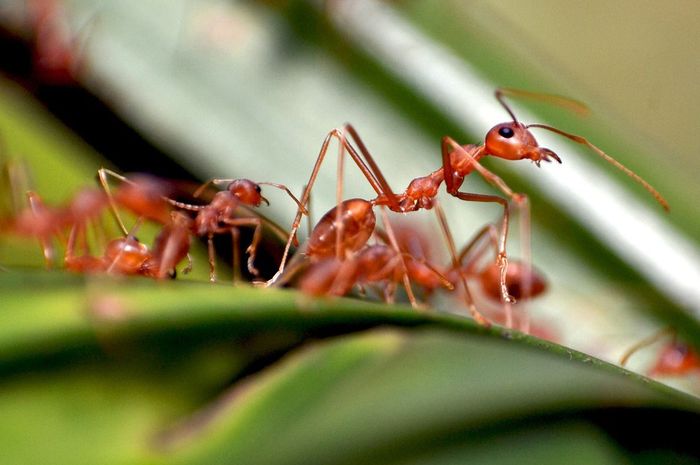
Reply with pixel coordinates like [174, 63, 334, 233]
[478, 260, 547, 302]
[306, 199, 376, 258]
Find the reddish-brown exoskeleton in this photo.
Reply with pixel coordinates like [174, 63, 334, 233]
[7, 191, 66, 267]
[96, 169, 195, 278]
[620, 329, 700, 378]
[297, 210, 453, 303]
[272, 89, 667, 325]
[442, 218, 547, 331]
[25, 0, 87, 85]
[4, 185, 112, 268]
[166, 177, 305, 282]
[97, 169, 175, 229]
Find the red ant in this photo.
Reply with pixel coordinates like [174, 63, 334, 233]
[297, 214, 453, 304]
[4, 168, 194, 279]
[272, 89, 667, 321]
[7, 191, 66, 267]
[620, 328, 700, 378]
[63, 212, 190, 279]
[439, 217, 547, 330]
[97, 169, 176, 229]
[176, 177, 305, 282]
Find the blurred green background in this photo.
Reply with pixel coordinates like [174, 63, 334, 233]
[1, 1, 700, 464]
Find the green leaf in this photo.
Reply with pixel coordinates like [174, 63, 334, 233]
[0, 273, 698, 465]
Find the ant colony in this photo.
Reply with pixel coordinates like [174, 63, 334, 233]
[1, 89, 668, 335]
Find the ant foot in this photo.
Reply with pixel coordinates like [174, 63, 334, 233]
[469, 305, 491, 327]
[495, 253, 516, 304]
[265, 271, 283, 287]
[512, 193, 528, 206]
[247, 258, 260, 277]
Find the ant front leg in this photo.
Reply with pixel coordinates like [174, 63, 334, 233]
[441, 136, 531, 306]
[433, 202, 490, 326]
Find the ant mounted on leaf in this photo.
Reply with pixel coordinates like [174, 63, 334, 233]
[271, 88, 668, 326]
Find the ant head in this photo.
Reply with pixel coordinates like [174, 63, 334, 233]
[227, 179, 268, 206]
[484, 123, 561, 166]
[649, 341, 700, 377]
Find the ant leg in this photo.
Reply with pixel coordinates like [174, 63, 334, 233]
[105, 218, 144, 274]
[64, 223, 80, 267]
[231, 228, 241, 284]
[433, 201, 490, 326]
[441, 137, 527, 306]
[379, 207, 419, 308]
[97, 168, 129, 235]
[619, 327, 674, 366]
[269, 129, 343, 284]
[456, 223, 499, 266]
[335, 132, 346, 260]
[182, 254, 193, 275]
[383, 280, 397, 304]
[271, 123, 414, 284]
[451, 191, 514, 305]
[223, 217, 263, 277]
[268, 128, 392, 284]
[517, 194, 532, 333]
[442, 137, 521, 199]
[26, 192, 54, 268]
[206, 233, 217, 282]
[343, 123, 401, 211]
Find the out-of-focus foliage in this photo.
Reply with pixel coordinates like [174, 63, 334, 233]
[1, 273, 699, 465]
[1, 1, 699, 464]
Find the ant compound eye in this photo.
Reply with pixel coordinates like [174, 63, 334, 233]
[255, 185, 261, 193]
[498, 127, 515, 138]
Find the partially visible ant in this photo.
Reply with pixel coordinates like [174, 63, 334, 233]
[297, 218, 453, 304]
[62, 215, 180, 279]
[441, 218, 547, 331]
[7, 191, 66, 267]
[24, 0, 94, 86]
[620, 328, 700, 378]
[97, 169, 176, 230]
[160, 176, 306, 282]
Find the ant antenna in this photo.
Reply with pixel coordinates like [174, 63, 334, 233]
[496, 88, 590, 123]
[494, 89, 668, 211]
[527, 123, 669, 211]
[495, 89, 519, 123]
[257, 182, 309, 215]
[619, 327, 674, 366]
